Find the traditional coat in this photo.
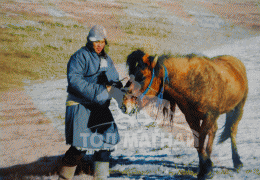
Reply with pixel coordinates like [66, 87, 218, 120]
[65, 45, 120, 149]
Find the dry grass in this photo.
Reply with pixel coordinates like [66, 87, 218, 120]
[245, 169, 260, 176]
[0, 3, 149, 92]
[0, 28, 42, 91]
[177, 169, 197, 176]
[0, 10, 87, 91]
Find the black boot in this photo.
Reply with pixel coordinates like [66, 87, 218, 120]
[59, 146, 85, 180]
[93, 150, 111, 162]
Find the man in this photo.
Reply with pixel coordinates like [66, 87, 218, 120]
[59, 25, 122, 180]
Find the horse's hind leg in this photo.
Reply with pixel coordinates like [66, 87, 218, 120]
[231, 101, 246, 170]
[219, 97, 246, 170]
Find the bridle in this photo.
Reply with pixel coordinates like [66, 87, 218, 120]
[138, 56, 169, 106]
[122, 55, 169, 116]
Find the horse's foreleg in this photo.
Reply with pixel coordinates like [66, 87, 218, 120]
[197, 113, 219, 180]
[206, 121, 218, 157]
[185, 116, 211, 180]
[198, 129, 212, 180]
[197, 120, 218, 180]
[184, 114, 200, 150]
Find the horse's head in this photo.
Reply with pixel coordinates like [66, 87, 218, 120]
[121, 50, 160, 115]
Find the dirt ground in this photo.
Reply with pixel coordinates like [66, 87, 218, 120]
[0, 89, 70, 179]
[0, 0, 260, 179]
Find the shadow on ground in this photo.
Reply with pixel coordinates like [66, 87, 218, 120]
[109, 154, 198, 179]
[0, 153, 236, 179]
[0, 155, 94, 179]
[109, 154, 236, 179]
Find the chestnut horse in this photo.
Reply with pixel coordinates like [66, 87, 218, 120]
[121, 50, 248, 180]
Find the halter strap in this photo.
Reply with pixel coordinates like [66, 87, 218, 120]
[139, 68, 155, 101]
[158, 65, 169, 99]
[139, 65, 169, 103]
[157, 65, 169, 107]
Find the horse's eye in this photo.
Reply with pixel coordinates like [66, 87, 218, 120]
[132, 96, 137, 100]
[134, 73, 145, 83]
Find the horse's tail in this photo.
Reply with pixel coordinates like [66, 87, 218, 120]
[218, 95, 247, 144]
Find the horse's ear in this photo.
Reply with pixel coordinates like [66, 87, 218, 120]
[142, 53, 150, 66]
[151, 55, 158, 69]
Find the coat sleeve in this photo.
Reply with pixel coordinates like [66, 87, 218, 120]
[105, 56, 120, 83]
[67, 52, 110, 106]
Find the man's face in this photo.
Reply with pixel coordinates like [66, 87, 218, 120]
[93, 39, 106, 54]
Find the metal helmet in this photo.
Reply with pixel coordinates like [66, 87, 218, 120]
[87, 25, 107, 42]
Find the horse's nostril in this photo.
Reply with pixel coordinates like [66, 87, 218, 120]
[121, 105, 126, 113]
[129, 109, 136, 116]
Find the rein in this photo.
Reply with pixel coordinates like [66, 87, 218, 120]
[139, 64, 169, 106]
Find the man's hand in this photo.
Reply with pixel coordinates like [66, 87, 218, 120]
[106, 85, 112, 92]
[107, 81, 123, 90]
[111, 81, 123, 89]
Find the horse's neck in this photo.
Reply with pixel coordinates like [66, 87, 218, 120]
[163, 58, 191, 96]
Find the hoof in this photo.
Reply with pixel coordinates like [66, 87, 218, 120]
[197, 175, 211, 180]
[234, 163, 243, 172]
[197, 169, 214, 180]
[197, 174, 207, 180]
[198, 158, 214, 180]
[232, 155, 243, 171]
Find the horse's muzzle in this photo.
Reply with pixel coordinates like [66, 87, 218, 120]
[120, 104, 127, 114]
[120, 104, 138, 116]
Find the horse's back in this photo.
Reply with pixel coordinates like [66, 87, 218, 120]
[165, 55, 248, 114]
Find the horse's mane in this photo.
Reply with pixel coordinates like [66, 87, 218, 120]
[126, 49, 145, 75]
[159, 53, 212, 61]
[126, 50, 213, 75]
